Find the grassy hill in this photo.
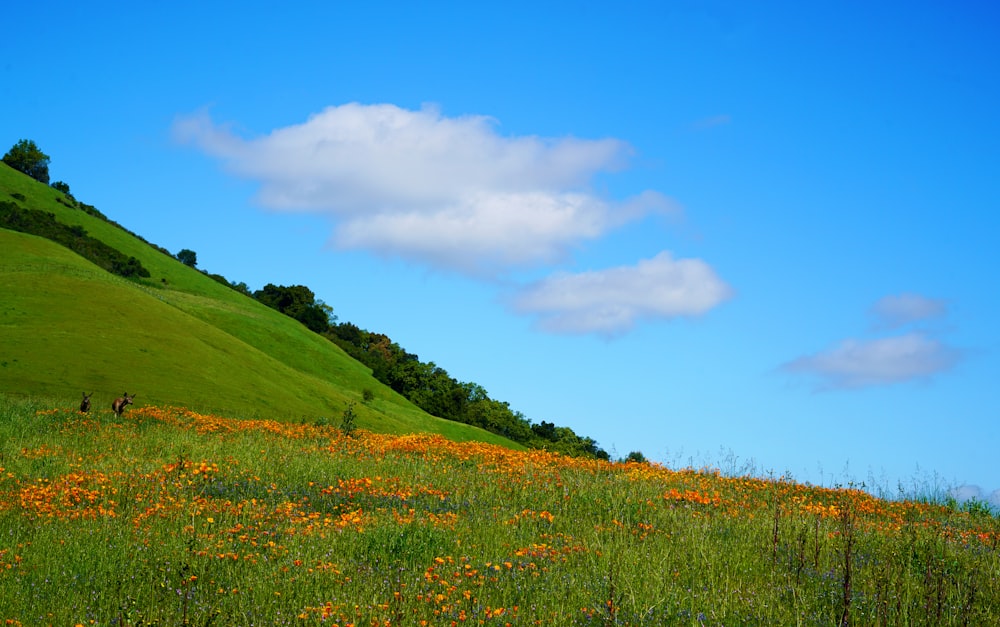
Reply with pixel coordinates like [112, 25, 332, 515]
[3, 164, 1000, 626]
[1, 398, 998, 624]
[0, 162, 516, 446]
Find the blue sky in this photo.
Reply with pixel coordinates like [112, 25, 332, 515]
[4, 1, 998, 501]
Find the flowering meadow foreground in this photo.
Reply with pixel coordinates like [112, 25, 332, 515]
[0, 400, 998, 626]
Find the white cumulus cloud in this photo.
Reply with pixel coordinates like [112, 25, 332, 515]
[173, 103, 676, 276]
[782, 332, 960, 390]
[509, 251, 732, 336]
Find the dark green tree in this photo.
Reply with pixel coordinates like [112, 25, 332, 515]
[3, 139, 50, 184]
[532, 421, 557, 441]
[253, 283, 335, 333]
[51, 180, 73, 199]
[328, 321, 364, 347]
[176, 248, 198, 268]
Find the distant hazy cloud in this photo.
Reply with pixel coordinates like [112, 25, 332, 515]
[871, 293, 947, 329]
[510, 251, 732, 336]
[950, 484, 982, 501]
[950, 484, 983, 502]
[782, 333, 960, 390]
[949, 485, 1000, 510]
[784, 291, 960, 390]
[690, 114, 732, 131]
[173, 103, 677, 276]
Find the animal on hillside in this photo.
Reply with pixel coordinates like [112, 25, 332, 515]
[79, 392, 92, 413]
[112, 392, 135, 417]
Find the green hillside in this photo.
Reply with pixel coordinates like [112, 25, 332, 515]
[0, 162, 517, 447]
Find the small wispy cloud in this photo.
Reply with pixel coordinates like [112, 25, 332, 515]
[870, 292, 947, 329]
[782, 332, 960, 391]
[950, 484, 983, 501]
[509, 251, 732, 337]
[689, 114, 732, 131]
[173, 103, 677, 277]
[784, 291, 960, 391]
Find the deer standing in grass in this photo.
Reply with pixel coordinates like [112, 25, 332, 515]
[112, 392, 134, 417]
[79, 392, 92, 413]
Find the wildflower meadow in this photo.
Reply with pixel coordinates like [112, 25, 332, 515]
[1, 397, 998, 625]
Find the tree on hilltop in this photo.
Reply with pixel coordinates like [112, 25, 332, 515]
[3, 139, 50, 184]
[624, 451, 648, 463]
[176, 248, 198, 268]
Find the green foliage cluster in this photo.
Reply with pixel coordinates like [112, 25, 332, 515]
[0, 200, 151, 279]
[176, 248, 198, 268]
[242, 279, 607, 458]
[247, 282, 607, 457]
[253, 283, 335, 334]
[2, 139, 49, 184]
[239, 276, 608, 457]
[340, 401, 358, 437]
[50, 180, 73, 200]
[73, 199, 108, 220]
[624, 450, 648, 463]
[328, 322, 609, 459]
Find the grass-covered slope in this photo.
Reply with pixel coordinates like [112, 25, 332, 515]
[0, 163, 516, 446]
[1, 399, 998, 624]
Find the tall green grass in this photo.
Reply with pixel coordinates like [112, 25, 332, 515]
[1, 396, 997, 625]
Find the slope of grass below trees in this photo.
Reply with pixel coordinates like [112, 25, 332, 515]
[0, 162, 516, 447]
[1, 159, 605, 456]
